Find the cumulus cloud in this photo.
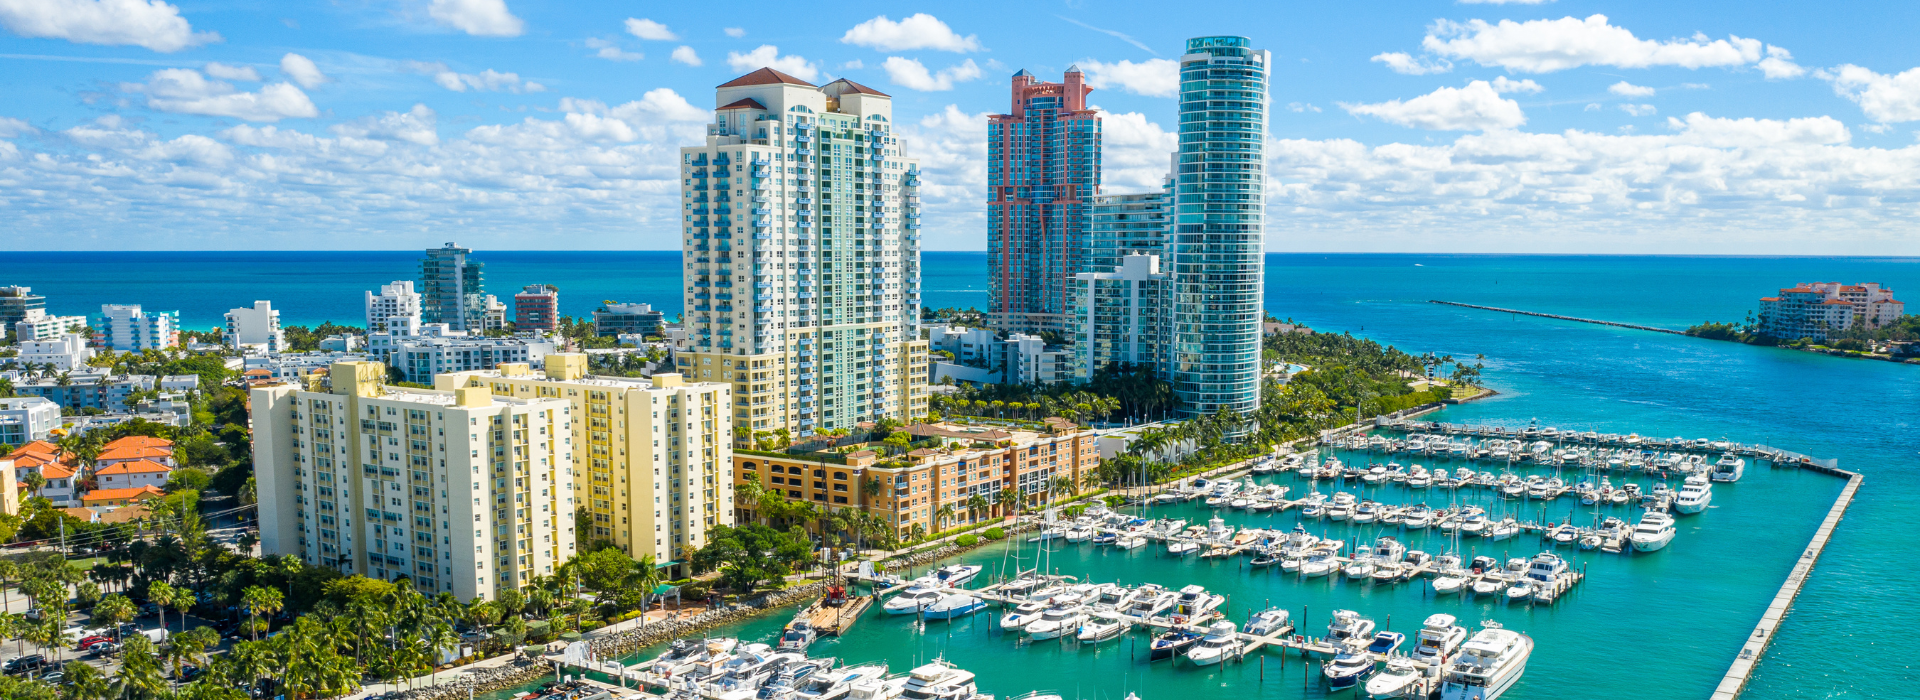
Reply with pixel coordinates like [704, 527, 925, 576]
[0, 116, 37, 138]
[427, 0, 522, 37]
[1288, 102, 1323, 113]
[1619, 104, 1657, 116]
[1608, 81, 1655, 97]
[1423, 15, 1763, 73]
[724, 27, 745, 38]
[671, 46, 701, 66]
[1341, 81, 1525, 131]
[0, 0, 219, 52]
[624, 18, 676, 41]
[410, 63, 545, 93]
[122, 68, 318, 122]
[841, 13, 980, 52]
[329, 104, 439, 146]
[726, 45, 818, 81]
[1491, 77, 1544, 94]
[1757, 45, 1805, 80]
[586, 38, 641, 62]
[205, 62, 259, 82]
[1819, 64, 1920, 123]
[1077, 58, 1180, 98]
[1099, 110, 1177, 190]
[882, 57, 981, 91]
[1371, 52, 1452, 76]
[895, 105, 989, 241]
[280, 53, 327, 88]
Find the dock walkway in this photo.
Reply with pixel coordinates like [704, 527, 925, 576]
[1430, 300, 1685, 336]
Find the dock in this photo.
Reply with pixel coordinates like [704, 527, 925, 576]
[1430, 300, 1686, 336]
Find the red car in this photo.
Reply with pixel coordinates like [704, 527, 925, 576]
[75, 635, 112, 650]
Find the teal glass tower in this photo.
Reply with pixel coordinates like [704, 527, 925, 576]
[1171, 36, 1267, 418]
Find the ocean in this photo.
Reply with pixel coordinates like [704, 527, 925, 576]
[10, 251, 1919, 696]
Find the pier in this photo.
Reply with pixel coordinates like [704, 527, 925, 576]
[1430, 300, 1686, 336]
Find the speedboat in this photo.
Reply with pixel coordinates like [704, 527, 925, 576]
[1439, 623, 1533, 700]
[929, 565, 981, 588]
[897, 659, 978, 700]
[1367, 631, 1406, 656]
[1673, 475, 1712, 515]
[778, 621, 817, 652]
[1116, 535, 1147, 550]
[1302, 552, 1340, 577]
[1547, 524, 1578, 546]
[1711, 453, 1746, 482]
[1630, 509, 1676, 552]
[883, 585, 944, 615]
[1167, 539, 1201, 556]
[1458, 510, 1489, 536]
[1484, 518, 1520, 541]
[1024, 605, 1087, 640]
[1147, 628, 1202, 661]
[1187, 621, 1245, 666]
[1364, 657, 1424, 698]
[999, 599, 1051, 630]
[1326, 610, 1376, 650]
[1324, 646, 1378, 690]
[1403, 504, 1433, 529]
[1075, 610, 1130, 643]
[1412, 613, 1468, 666]
[921, 593, 986, 620]
[1243, 608, 1291, 637]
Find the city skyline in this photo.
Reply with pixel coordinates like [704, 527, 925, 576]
[2, 2, 1919, 254]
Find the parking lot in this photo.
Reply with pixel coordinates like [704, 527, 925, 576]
[4, 597, 239, 683]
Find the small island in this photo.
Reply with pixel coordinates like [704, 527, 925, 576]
[1687, 281, 1919, 363]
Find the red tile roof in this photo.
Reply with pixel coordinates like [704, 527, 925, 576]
[95, 459, 173, 476]
[9, 441, 60, 458]
[82, 485, 164, 503]
[718, 68, 816, 89]
[98, 445, 173, 462]
[824, 78, 889, 97]
[718, 97, 768, 111]
[104, 435, 173, 450]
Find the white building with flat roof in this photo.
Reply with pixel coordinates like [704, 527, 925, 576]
[225, 300, 287, 353]
[99, 304, 178, 351]
[0, 397, 60, 446]
[251, 361, 575, 601]
[13, 309, 88, 342]
[19, 333, 94, 371]
[1071, 253, 1172, 379]
[366, 281, 422, 334]
[926, 325, 1070, 386]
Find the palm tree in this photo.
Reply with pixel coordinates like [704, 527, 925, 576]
[113, 635, 169, 700]
[965, 495, 989, 523]
[61, 658, 111, 700]
[147, 580, 178, 636]
[169, 586, 196, 636]
[93, 594, 136, 639]
[934, 504, 955, 530]
[996, 486, 1023, 517]
[241, 586, 283, 641]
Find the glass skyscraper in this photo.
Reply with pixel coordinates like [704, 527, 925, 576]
[986, 68, 1103, 335]
[1170, 36, 1268, 418]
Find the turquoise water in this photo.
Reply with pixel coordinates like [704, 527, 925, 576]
[14, 252, 1918, 695]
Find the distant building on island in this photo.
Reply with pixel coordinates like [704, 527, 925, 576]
[1758, 282, 1904, 341]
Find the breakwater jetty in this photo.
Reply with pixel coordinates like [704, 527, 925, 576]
[1431, 300, 1685, 336]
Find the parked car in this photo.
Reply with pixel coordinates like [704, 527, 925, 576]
[86, 641, 123, 657]
[75, 635, 112, 650]
[2, 654, 47, 675]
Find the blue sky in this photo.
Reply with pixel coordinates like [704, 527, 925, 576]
[4, 0, 1920, 253]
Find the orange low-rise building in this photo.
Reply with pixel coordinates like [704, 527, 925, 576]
[81, 484, 165, 507]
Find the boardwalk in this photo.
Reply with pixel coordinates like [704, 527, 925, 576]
[1431, 300, 1685, 336]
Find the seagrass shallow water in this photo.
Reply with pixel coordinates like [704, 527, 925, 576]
[11, 251, 1918, 697]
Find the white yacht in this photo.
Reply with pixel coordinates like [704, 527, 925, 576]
[1630, 509, 1677, 552]
[1325, 609, 1376, 650]
[1674, 475, 1713, 515]
[1484, 518, 1520, 541]
[898, 660, 978, 700]
[1243, 608, 1291, 637]
[883, 585, 945, 615]
[1412, 613, 1469, 667]
[928, 565, 982, 588]
[1075, 610, 1131, 643]
[1301, 551, 1340, 578]
[1165, 584, 1226, 622]
[1024, 605, 1088, 640]
[1439, 624, 1533, 700]
[1711, 453, 1746, 482]
[1123, 584, 1177, 620]
[1186, 621, 1245, 666]
[1364, 657, 1424, 698]
[999, 598, 1052, 630]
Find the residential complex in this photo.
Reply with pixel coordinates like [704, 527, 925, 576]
[436, 354, 733, 569]
[514, 285, 560, 333]
[926, 325, 1071, 386]
[7, 435, 174, 511]
[251, 361, 575, 601]
[1169, 36, 1268, 417]
[0, 286, 45, 331]
[13, 309, 87, 342]
[18, 332, 94, 370]
[986, 69, 1102, 335]
[378, 325, 555, 384]
[676, 67, 931, 442]
[366, 281, 422, 334]
[0, 397, 60, 446]
[594, 302, 667, 338]
[99, 304, 178, 352]
[13, 372, 198, 411]
[1758, 282, 1906, 340]
[1089, 183, 1172, 272]
[420, 243, 486, 332]
[1071, 253, 1174, 376]
[225, 300, 287, 353]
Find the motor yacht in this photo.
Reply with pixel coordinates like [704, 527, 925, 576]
[645, 637, 740, 678]
[921, 593, 986, 620]
[778, 621, 818, 652]
[1302, 551, 1340, 578]
[1484, 518, 1520, 541]
[999, 598, 1052, 630]
[1075, 610, 1131, 643]
[1353, 500, 1381, 524]
[1364, 657, 1425, 698]
[1711, 453, 1746, 482]
[1342, 551, 1376, 580]
[1187, 621, 1246, 667]
[1323, 647, 1377, 691]
[1412, 613, 1469, 667]
[1401, 504, 1434, 529]
[1458, 510, 1490, 536]
[1116, 535, 1147, 550]
[928, 565, 981, 588]
[793, 663, 889, 700]
[1439, 624, 1533, 700]
[898, 660, 978, 700]
[883, 585, 945, 615]
[1024, 605, 1087, 640]
[1167, 539, 1201, 556]
[1165, 584, 1226, 622]
[1470, 568, 1508, 597]
[1147, 628, 1202, 661]
[1673, 475, 1712, 515]
[1629, 509, 1676, 552]
[1122, 584, 1175, 619]
[1326, 610, 1377, 650]
[1547, 524, 1578, 546]
[1244, 608, 1291, 637]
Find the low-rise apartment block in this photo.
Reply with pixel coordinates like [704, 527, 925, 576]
[19, 333, 94, 370]
[0, 397, 60, 447]
[225, 300, 287, 353]
[1759, 282, 1905, 341]
[99, 304, 178, 351]
[926, 325, 1070, 386]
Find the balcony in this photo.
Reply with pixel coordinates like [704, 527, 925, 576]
[795, 147, 812, 156]
[798, 221, 813, 228]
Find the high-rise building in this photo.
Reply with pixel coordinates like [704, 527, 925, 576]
[677, 67, 931, 442]
[99, 304, 178, 352]
[514, 285, 559, 333]
[224, 300, 286, 353]
[1170, 36, 1268, 417]
[986, 69, 1103, 334]
[1072, 253, 1173, 378]
[365, 281, 422, 334]
[251, 361, 575, 600]
[1088, 177, 1173, 272]
[420, 243, 485, 332]
[437, 355, 732, 570]
[0, 286, 46, 332]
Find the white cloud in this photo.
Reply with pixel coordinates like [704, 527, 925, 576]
[723, 27, 745, 38]
[1819, 64, 1920, 123]
[427, 0, 523, 37]
[1491, 76, 1544, 94]
[1288, 102, 1323, 113]
[840, 59, 864, 70]
[1341, 81, 1525, 131]
[280, 53, 328, 88]
[1663, 112, 1848, 147]
[329, 104, 439, 146]
[586, 38, 641, 62]
[882, 57, 981, 92]
[1077, 58, 1180, 98]
[1619, 104, 1657, 116]
[0, 116, 37, 138]
[1098, 110, 1178, 190]
[122, 68, 318, 122]
[841, 13, 980, 52]
[1757, 46, 1804, 80]
[1608, 81, 1655, 97]
[0, 0, 219, 52]
[205, 62, 260, 82]
[671, 46, 702, 67]
[416, 64, 545, 93]
[1423, 14, 1763, 73]
[897, 105, 990, 243]
[624, 18, 676, 41]
[726, 45, 819, 81]
[1371, 52, 1452, 76]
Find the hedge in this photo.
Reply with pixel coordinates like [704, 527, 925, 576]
[955, 534, 979, 547]
[983, 527, 1006, 540]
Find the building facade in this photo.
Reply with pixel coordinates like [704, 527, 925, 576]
[385, 330, 555, 384]
[437, 355, 732, 568]
[13, 309, 87, 343]
[0, 397, 60, 447]
[733, 422, 1100, 539]
[1072, 253, 1174, 378]
[420, 243, 485, 332]
[225, 300, 287, 353]
[251, 361, 575, 600]
[1089, 182, 1172, 273]
[366, 281, 423, 334]
[677, 67, 931, 443]
[514, 285, 559, 333]
[13, 373, 159, 411]
[925, 325, 1071, 386]
[594, 302, 667, 338]
[1170, 36, 1269, 418]
[19, 333, 94, 371]
[1758, 282, 1905, 340]
[0, 286, 45, 332]
[99, 304, 178, 352]
[986, 69, 1103, 335]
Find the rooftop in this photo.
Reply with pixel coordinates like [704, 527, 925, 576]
[718, 67, 816, 89]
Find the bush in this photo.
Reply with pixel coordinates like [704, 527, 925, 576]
[679, 581, 712, 600]
[982, 527, 1006, 541]
[955, 534, 979, 547]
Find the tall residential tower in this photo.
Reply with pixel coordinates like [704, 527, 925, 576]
[986, 69, 1102, 334]
[677, 68, 931, 442]
[421, 243, 485, 332]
